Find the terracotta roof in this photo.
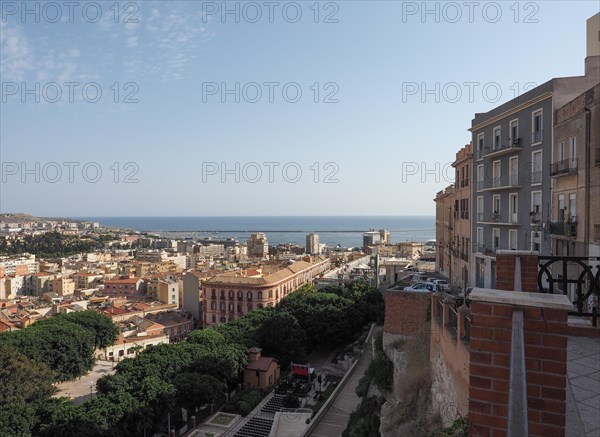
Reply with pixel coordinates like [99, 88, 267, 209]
[105, 277, 142, 285]
[246, 357, 277, 372]
[205, 260, 322, 286]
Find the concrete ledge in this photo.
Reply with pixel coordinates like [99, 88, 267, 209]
[568, 324, 600, 337]
[495, 250, 539, 256]
[469, 287, 573, 310]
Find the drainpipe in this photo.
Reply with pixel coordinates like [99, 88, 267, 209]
[584, 107, 591, 257]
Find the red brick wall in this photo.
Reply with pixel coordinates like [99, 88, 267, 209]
[495, 253, 539, 292]
[468, 302, 568, 437]
[384, 291, 430, 335]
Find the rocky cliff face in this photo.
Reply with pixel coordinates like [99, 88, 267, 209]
[379, 333, 434, 437]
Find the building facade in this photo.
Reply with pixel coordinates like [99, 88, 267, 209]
[247, 232, 269, 258]
[202, 257, 330, 327]
[434, 185, 455, 279]
[451, 144, 473, 289]
[306, 233, 320, 255]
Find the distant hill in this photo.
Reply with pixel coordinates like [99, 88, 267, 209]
[0, 213, 84, 223]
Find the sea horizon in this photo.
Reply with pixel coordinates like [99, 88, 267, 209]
[76, 216, 436, 248]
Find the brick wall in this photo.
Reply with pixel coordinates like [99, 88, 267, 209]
[468, 301, 568, 437]
[495, 251, 539, 292]
[383, 290, 430, 336]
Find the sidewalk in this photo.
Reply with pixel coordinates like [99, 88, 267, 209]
[566, 336, 600, 437]
[308, 326, 381, 437]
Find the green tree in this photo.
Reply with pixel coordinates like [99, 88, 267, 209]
[62, 310, 119, 349]
[174, 373, 223, 412]
[257, 311, 307, 367]
[0, 347, 56, 405]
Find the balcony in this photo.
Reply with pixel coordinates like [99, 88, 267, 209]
[596, 148, 600, 167]
[532, 131, 543, 144]
[549, 220, 577, 237]
[479, 174, 521, 191]
[482, 139, 522, 158]
[550, 158, 578, 177]
[479, 212, 520, 225]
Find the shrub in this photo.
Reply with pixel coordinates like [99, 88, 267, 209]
[283, 393, 300, 408]
[355, 375, 370, 398]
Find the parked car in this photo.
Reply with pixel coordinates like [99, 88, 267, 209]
[432, 279, 450, 292]
[401, 273, 429, 283]
[403, 282, 440, 292]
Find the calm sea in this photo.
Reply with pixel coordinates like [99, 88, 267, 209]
[77, 216, 435, 248]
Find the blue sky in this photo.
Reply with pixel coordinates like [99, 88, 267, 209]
[1, 1, 598, 217]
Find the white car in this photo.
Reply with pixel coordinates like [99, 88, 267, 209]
[403, 282, 439, 292]
[432, 279, 450, 292]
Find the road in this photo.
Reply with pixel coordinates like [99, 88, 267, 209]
[54, 361, 115, 405]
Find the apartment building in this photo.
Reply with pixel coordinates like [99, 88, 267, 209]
[0, 255, 38, 276]
[470, 17, 599, 288]
[104, 277, 145, 296]
[549, 83, 600, 260]
[202, 257, 330, 327]
[434, 185, 455, 279]
[451, 144, 473, 289]
[48, 277, 75, 296]
[306, 233, 320, 255]
[247, 232, 269, 258]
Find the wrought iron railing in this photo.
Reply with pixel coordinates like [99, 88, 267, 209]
[538, 256, 600, 326]
[550, 158, 578, 176]
[548, 221, 577, 237]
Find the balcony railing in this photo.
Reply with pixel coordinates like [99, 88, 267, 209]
[530, 171, 542, 184]
[532, 131, 543, 143]
[550, 158, 578, 176]
[483, 139, 522, 158]
[548, 221, 577, 237]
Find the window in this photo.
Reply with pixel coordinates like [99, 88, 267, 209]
[238, 290, 243, 300]
[509, 230, 518, 250]
[531, 191, 542, 216]
[477, 133, 484, 159]
[211, 301, 216, 310]
[493, 126, 501, 149]
[220, 290, 225, 299]
[477, 227, 484, 250]
[509, 119, 519, 144]
[509, 193, 518, 223]
[492, 160, 501, 187]
[570, 137, 577, 162]
[237, 304, 242, 313]
[247, 291, 253, 301]
[493, 229, 500, 251]
[229, 290, 234, 299]
[257, 291, 263, 300]
[477, 165, 484, 190]
[464, 164, 469, 186]
[532, 109, 543, 143]
[558, 194, 565, 221]
[477, 196, 484, 221]
[531, 150, 542, 184]
[212, 314, 216, 323]
[211, 289, 216, 299]
[509, 156, 518, 185]
[493, 195, 501, 221]
[558, 141, 564, 161]
[569, 194, 577, 220]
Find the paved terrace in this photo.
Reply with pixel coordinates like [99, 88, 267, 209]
[567, 335, 600, 437]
